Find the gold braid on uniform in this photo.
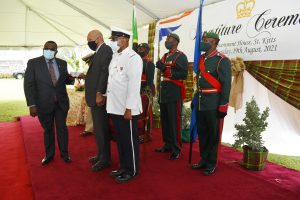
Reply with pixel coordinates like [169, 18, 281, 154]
[229, 57, 245, 112]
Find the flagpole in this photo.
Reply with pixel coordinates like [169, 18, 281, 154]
[132, 0, 138, 51]
[189, 0, 204, 164]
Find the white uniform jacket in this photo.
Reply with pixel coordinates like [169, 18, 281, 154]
[106, 47, 143, 116]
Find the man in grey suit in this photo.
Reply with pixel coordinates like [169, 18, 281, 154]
[80, 30, 113, 171]
[24, 41, 74, 165]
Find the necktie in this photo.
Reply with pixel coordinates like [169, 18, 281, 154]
[48, 60, 57, 86]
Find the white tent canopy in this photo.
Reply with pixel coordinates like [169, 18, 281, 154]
[0, 0, 222, 47]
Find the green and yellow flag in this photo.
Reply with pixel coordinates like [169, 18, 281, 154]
[132, 2, 138, 51]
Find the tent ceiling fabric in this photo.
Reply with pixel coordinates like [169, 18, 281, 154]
[0, 0, 223, 47]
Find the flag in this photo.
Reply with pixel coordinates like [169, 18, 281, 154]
[193, 0, 204, 73]
[132, 2, 138, 52]
[159, 25, 181, 42]
[190, 0, 204, 142]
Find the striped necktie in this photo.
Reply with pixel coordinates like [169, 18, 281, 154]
[48, 60, 57, 86]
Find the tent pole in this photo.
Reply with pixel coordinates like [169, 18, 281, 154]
[59, 0, 110, 31]
[125, 0, 159, 20]
[18, 0, 78, 45]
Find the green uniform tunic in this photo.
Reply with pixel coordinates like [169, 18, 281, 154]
[158, 49, 188, 153]
[195, 50, 231, 168]
[141, 56, 155, 95]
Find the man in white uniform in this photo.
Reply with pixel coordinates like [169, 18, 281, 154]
[106, 29, 143, 183]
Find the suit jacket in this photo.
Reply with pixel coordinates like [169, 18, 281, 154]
[85, 43, 113, 107]
[24, 56, 73, 114]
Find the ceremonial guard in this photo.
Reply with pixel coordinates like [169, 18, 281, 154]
[191, 32, 231, 175]
[137, 43, 155, 95]
[155, 33, 188, 160]
[106, 29, 143, 183]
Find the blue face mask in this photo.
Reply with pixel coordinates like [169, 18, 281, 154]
[109, 41, 118, 52]
[43, 49, 56, 60]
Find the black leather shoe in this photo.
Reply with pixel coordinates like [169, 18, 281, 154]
[115, 173, 138, 183]
[168, 152, 180, 160]
[110, 169, 126, 177]
[91, 161, 111, 171]
[191, 162, 206, 170]
[88, 156, 98, 163]
[62, 156, 72, 163]
[41, 157, 53, 166]
[80, 131, 92, 136]
[203, 167, 216, 176]
[155, 147, 171, 153]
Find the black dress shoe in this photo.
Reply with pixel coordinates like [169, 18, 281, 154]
[168, 152, 180, 160]
[62, 156, 72, 163]
[203, 167, 216, 176]
[88, 156, 98, 163]
[155, 147, 171, 153]
[91, 161, 111, 171]
[41, 157, 53, 166]
[115, 173, 138, 183]
[110, 169, 126, 177]
[191, 162, 207, 170]
[80, 131, 92, 136]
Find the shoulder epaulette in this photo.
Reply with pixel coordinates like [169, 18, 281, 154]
[216, 52, 227, 59]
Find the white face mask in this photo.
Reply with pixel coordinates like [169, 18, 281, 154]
[109, 41, 119, 52]
[43, 49, 55, 60]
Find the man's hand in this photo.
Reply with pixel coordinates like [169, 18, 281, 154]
[124, 109, 132, 120]
[217, 111, 227, 118]
[68, 74, 75, 81]
[96, 92, 105, 106]
[156, 60, 166, 71]
[78, 73, 86, 79]
[29, 106, 38, 117]
[218, 105, 228, 118]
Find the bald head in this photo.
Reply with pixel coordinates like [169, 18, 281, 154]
[87, 30, 103, 47]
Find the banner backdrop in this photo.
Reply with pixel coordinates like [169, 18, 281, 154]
[156, 0, 300, 61]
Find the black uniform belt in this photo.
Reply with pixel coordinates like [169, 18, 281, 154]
[198, 88, 221, 94]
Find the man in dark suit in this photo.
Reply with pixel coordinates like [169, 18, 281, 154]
[24, 41, 74, 165]
[80, 30, 113, 171]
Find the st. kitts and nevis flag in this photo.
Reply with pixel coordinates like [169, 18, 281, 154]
[132, 1, 138, 52]
[189, 0, 204, 163]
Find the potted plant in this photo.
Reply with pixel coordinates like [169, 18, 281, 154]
[233, 96, 270, 170]
[181, 105, 191, 143]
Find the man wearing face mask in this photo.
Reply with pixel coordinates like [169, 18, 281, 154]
[155, 33, 188, 160]
[24, 41, 74, 165]
[137, 43, 155, 95]
[79, 30, 113, 171]
[106, 29, 143, 183]
[191, 32, 231, 176]
[109, 30, 119, 53]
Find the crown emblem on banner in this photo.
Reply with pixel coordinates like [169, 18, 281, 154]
[236, 0, 255, 18]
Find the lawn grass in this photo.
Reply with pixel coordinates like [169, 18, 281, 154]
[0, 100, 28, 122]
[0, 79, 28, 121]
[268, 153, 300, 171]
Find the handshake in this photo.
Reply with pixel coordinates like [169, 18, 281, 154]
[71, 53, 95, 79]
[82, 53, 94, 64]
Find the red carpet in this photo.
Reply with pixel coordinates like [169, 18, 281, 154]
[0, 121, 33, 200]
[19, 116, 300, 200]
